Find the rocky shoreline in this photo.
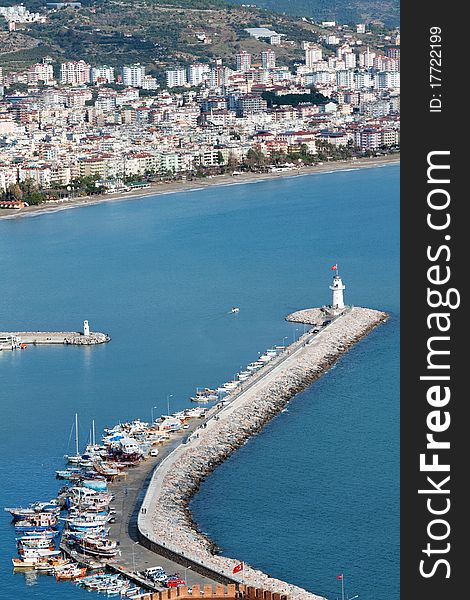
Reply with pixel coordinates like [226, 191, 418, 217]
[138, 307, 388, 600]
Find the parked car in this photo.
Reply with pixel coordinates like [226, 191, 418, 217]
[143, 566, 166, 580]
[164, 577, 185, 587]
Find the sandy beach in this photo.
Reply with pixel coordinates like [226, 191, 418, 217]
[0, 154, 399, 221]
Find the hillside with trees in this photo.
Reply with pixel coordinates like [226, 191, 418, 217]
[0, 0, 395, 72]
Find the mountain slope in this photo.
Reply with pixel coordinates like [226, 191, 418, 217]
[229, 0, 400, 28]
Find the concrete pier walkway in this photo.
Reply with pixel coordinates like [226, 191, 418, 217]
[0, 330, 110, 346]
[136, 307, 388, 600]
[106, 417, 223, 589]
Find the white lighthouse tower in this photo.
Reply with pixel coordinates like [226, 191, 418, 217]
[329, 264, 346, 313]
[83, 320, 90, 336]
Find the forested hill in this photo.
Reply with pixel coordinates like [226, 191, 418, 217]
[229, 0, 400, 28]
[1, 0, 397, 73]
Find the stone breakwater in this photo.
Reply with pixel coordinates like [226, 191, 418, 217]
[138, 307, 388, 600]
[0, 331, 110, 345]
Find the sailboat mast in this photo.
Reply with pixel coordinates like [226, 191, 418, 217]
[75, 413, 79, 456]
[92, 419, 95, 446]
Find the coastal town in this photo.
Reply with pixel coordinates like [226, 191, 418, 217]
[0, 3, 399, 211]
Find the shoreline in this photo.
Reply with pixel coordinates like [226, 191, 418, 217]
[137, 307, 389, 600]
[0, 154, 399, 221]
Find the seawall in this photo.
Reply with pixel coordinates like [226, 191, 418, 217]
[0, 331, 110, 345]
[137, 307, 388, 600]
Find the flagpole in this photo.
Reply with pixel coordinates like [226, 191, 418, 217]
[341, 573, 344, 600]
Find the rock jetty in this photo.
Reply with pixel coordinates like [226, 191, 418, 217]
[0, 331, 110, 345]
[139, 307, 388, 600]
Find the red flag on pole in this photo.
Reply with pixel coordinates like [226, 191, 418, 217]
[331, 264, 338, 271]
[336, 574, 343, 580]
[233, 562, 244, 574]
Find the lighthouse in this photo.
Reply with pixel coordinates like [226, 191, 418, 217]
[83, 320, 90, 336]
[329, 264, 346, 311]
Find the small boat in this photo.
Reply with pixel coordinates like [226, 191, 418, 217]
[5, 502, 59, 520]
[55, 565, 87, 580]
[15, 512, 59, 531]
[12, 548, 61, 568]
[65, 514, 110, 531]
[82, 478, 107, 491]
[17, 537, 56, 552]
[21, 529, 58, 539]
[56, 468, 82, 480]
[230, 307, 240, 313]
[34, 557, 70, 571]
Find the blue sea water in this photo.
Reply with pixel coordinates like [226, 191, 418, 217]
[0, 164, 399, 600]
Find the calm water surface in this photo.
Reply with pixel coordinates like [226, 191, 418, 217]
[0, 165, 399, 600]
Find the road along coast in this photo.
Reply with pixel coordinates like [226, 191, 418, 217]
[137, 307, 388, 600]
[0, 155, 399, 221]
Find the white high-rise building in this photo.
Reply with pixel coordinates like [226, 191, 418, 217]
[235, 51, 252, 72]
[91, 66, 115, 84]
[336, 70, 355, 89]
[354, 71, 374, 89]
[375, 71, 400, 90]
[141, 76, 159, 90]
[60, 61, 91, 85]
[27, 63, 54, 85]
[261, 49, 276, 69]
[344, 53, 357, 69]
[304, 42, 323, 70]
[166, 67, 187, 88]
[187, 63, 210, 86]
[122, 64, 145, 88]
[358, 47, 376, 68]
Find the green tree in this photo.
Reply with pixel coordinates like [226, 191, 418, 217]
[8, 184, 23, 202]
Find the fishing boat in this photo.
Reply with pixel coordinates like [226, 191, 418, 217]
[12, 548, 61, 568]
[5, 502, 60, 520]
[14, 512, 59, 531]
[21, 529, 58, 539]
[56, 468, 82, 480]
[55, 565, 87, 580]
[73, 535, 119, 558]
[79, 573, 121, 590]
[82, 477, 108, 491]
[78, 536, 118, 559]
[222, 381, 239, 389]
[17, 536, 56, 551]
[93, 462, 120, 479]
[190, 395, 209, 403]
[123, 586, 143, 598]
[64, 513, 110, 531]
[237, 372, 250, 381]
[230, 307, 240, 313]
[34, 557, 70, 572]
